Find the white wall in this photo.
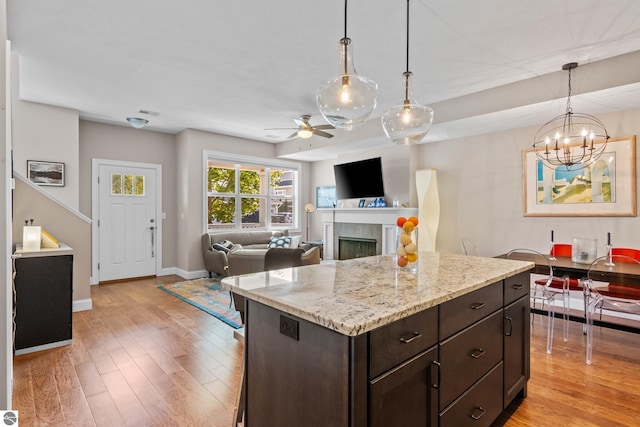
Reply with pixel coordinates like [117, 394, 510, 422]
[11, 54, 79, 210]
[416, 108, 640, 257]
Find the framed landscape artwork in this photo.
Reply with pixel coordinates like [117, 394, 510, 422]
[27, 160, 65, 187]
[523, 135, 636, 217]
[316, 186, 336, 209]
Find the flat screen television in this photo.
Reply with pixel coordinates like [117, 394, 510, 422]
[334, 157, 385, 200]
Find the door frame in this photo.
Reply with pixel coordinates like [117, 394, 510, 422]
[91, 158, 163, 284]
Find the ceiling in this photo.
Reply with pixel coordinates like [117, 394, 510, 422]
[7, 0, 640, 161]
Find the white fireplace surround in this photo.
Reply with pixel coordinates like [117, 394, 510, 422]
[321, 208, 418, 260]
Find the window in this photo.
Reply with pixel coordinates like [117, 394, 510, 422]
[205, 154, 300, 231]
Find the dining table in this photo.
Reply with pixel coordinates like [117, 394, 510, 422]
[498, 251, 640, 333]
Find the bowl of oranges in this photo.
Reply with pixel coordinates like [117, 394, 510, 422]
[396, 216, 419, 268]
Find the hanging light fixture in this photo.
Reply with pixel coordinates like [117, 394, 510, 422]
[533, 62, 609, 171]
[316, 0, 378, 130]
[381, 0, 434, 145]
[126, 117, 149, 129]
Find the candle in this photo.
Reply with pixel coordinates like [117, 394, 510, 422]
[607, 232, 611, 246]
[551, 230, 554, 242]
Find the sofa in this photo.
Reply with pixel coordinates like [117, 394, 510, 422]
[202, 229, 321, 324]
[201, 230, 318, 277]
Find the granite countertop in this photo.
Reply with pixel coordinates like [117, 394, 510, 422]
[221, 252, 534, 336]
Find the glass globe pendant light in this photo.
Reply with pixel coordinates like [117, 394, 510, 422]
[382, 0, 434, 145]
[316, 0, 378, 130]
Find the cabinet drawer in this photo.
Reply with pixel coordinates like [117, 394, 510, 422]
[439, 310, 503, 409]
[439, 281, 502, 339]
[370, 307, 438, 378]
[439, 362, 503, 427]
[504, 271, 530, 305]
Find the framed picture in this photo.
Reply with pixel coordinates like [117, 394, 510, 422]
[316, 186, 336, 209]
[358, 199, 366, 208]
[27, 160, 65, 187]
[523, 135, 636, 216]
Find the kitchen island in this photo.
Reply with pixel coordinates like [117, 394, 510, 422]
[222, 252, 534, 427]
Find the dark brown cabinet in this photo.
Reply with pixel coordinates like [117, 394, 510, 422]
[243, 270, 531, 427]
[370, 346, 439, 427]
[13, 247, 73, 354]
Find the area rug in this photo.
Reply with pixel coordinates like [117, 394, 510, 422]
[157, 278, 243, 329]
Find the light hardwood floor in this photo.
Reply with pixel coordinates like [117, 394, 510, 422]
[12, 276, 640, 426]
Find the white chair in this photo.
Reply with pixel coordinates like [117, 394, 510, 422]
[583, 255, 640, 365]
[506, 248, 569, 354]
[460, 238, 480, 256]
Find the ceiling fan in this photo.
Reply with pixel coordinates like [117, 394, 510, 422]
[267, 114, 335, 139]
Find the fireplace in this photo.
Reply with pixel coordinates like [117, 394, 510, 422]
[320, 207, 418, 260]
[338, 236, 377, 260]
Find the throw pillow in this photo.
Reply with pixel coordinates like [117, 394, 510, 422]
[213, 239, 235, 253]
[268, 236, 291, 248]
[290, 235, 302, 248]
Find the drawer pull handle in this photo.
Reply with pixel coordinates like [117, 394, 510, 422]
[470, 302, 486, 310]
[471, 406, 486, 420]
[431, 361, 441, 389]
[470, 348, 486, 359]
[399, 332, 422, 344]
[505, 316, 513, 336]
[512, 283, 524, 290]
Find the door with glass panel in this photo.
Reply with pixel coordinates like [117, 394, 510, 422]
[98, 164, 157, 281]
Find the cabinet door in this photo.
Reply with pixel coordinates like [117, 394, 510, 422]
[503, 294, 530, 407]
[370, 346, 438, 427]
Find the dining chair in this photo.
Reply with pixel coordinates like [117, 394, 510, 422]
[536, 242, 585, 333]
[507, 248, 568, 354]
[460, 238, 480, 256]
[583, 254, 640, 365]
[550, 243, 572, 258]
[611, 247, 640, 261]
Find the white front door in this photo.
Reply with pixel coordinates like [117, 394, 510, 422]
[97, 163, 158, 281]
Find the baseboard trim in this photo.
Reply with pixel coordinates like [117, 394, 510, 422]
[173, 268, 209, 280]
[73, 298, 92, 312]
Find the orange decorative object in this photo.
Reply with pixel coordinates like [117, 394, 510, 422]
[406, 253, 418, 262]
[396, 217, 407, 227]
[408, 216, 419, 226]
[397, 256, 408, 267]
[402, 221, 415, 233]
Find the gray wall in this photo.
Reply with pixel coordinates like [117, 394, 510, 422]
[416, 108, 640, 257]
[79, 120, 178, 270]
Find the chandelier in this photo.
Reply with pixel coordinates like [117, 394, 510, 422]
[381, 0, 433, 144]
[532, 62, 609, 171]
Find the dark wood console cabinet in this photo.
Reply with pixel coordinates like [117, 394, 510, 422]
[244, 270, 531, 426]
[13, 246, 74, 355]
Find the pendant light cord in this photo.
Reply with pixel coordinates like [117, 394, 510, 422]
[344, 0, 348, 39]
[566, 67, 573, 114]
[406, 0, 410, 73]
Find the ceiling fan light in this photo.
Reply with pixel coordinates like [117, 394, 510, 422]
[297, 128, 313, 139]
[126, 117, 149, 129]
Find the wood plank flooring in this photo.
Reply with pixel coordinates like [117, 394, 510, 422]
[12, 275, 640, 426]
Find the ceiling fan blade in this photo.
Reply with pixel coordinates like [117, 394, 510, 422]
[314, 124, 335, 130]
[313, 129, 334, 139]
[287, 131, 299, 139]
[292, 118, 305, 126]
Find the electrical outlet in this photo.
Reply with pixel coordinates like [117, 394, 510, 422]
[279, 315, 299, 341]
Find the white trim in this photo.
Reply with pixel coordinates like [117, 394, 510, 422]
[203, 150, 302, 234]
[13, 173, 91, 223]
[72, 298, 92, 312]
[15, 339, 73, 356]
[91, 159, 163, 284]
[174, 267, 210, 280]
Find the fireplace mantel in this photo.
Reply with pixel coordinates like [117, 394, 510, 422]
[320, 208, 418, 260]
